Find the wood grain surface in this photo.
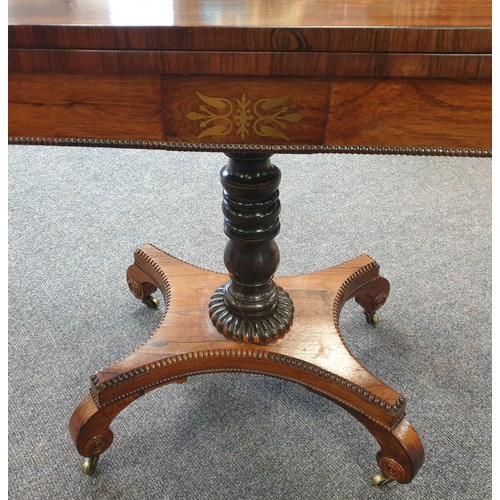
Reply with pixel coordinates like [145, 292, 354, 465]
[7, 25, 492, 53]
[328, 79, 492, 149]
[8, 74, 164, 140]
[9, 0, 491, 57]
[9, 73, 492, 149]
[8, 0, 491, 152]
[8, 49, 491, 79]
[68, 244, 425, 483]
[9, 0, 491, 28]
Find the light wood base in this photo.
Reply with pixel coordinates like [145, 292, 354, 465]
[69, 244, 424, 484]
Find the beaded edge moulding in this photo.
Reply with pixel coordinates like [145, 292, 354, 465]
[8, 137, 492, 157]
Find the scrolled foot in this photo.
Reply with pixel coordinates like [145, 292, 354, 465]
[82, 456, 99, 476]
[375, 450, 416, 484]
[70, 395, 115, 476]
[127, 263, 158, 307]
[354, 275, 390, 327]
[344, 414, 424, 486]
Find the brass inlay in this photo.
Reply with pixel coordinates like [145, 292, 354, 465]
[186, 92, 303, 141]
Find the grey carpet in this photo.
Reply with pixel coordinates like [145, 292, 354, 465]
[8, 146, 491, 499]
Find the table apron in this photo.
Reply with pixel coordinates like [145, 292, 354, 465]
[8, 73, 492, 151]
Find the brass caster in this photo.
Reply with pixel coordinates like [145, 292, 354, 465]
[371, 471, 393, 487]
[142, 295, 160, 309]
[82, 456, 99, 476]
[365, 311, 379, 327]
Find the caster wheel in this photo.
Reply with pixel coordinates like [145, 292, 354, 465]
[365, 311, 379, 327]
[142, 295, 160, 309]
[82, 456, 99, 476]
[371, 471, 393, 487]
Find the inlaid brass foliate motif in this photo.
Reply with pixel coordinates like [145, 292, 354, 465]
[186, 91, 303, 141]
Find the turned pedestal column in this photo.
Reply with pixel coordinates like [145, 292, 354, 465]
[209, 153, 293, 343]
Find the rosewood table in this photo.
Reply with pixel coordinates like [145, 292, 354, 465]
[9, 0, 491, 487]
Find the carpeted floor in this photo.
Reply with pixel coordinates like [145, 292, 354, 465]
[8, 146, 491, 499]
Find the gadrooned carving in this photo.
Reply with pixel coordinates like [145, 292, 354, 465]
[208, 284, 294, 343]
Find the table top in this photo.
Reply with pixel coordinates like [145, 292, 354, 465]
[8, 0, 491, 27]
[8, 0, 492, 154]
[9, 0, 491, 53]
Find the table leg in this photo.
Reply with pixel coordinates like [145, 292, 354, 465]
[69, 152, 424, 486]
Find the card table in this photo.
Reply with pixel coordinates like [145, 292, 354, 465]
[9, 0, 491, 485]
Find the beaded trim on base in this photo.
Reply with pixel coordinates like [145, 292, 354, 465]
[91, 353, 406, 430]
[89, 246, 405, 425]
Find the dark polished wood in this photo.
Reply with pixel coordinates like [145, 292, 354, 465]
[9, 0, 492, 486]
[209, 154, 294, 343]
[9, 0, 492, 150]
[10, 49, 491, 78]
